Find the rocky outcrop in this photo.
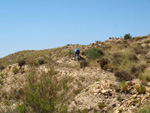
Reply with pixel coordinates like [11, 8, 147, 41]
[68, 79, 150, 113]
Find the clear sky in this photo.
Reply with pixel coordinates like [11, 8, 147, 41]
[0, 0, 150, 58]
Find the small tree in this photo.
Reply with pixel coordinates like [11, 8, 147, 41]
[124, 33, 132, 40]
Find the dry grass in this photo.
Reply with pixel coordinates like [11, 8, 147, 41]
[139, 69, 150, 82]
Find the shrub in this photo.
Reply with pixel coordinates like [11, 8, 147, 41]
[121, 81, 128, 92]
[100, 58, 109, 69]
[0, 65, 5, 70]
[84, 48, 104, 60]
[68, 49, 74, 58]
[73, 88, 83, 95]
[117, 95, 122, 102]
[114, 71, 133, 81]
[136, 83, 146, 94]
[38, 59, 45, 65]
[13, 68, 19, 74]
[98, 102, 106, 109]
[82, 108, 88, 113]
[18, 59, 26, 67]
[80, 60, 88, 68]
[16, 103, 29, 113]
[98, 58, 109, 69]
[124, 33, 132, 40]
[128, 54, 138, 61]
[131, 65, 138, 74]
[134, 46, 148, 55]
[21, 69, 68, 113]
[148, 34, 150, 38]
[0, 74, 4, 78]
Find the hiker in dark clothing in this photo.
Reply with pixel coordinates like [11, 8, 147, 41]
[74, 48, 80, 61]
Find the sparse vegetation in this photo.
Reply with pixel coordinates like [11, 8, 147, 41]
[1, 34, 150, 112]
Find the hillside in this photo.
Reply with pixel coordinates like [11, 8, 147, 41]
[0, 34, 150, 113]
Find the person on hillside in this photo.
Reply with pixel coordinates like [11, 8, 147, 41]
[74, 48, 80, 61]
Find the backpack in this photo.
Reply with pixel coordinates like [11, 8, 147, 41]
[75, 48, 79, 52]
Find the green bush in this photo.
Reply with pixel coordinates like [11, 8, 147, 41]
[38, 59, 45, 65]
[124, 33, 132, 40]
[84, 48, 104, 60]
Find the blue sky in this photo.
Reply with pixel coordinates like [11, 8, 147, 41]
[0, 0, 150, 58]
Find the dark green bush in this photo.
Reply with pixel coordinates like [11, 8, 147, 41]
[84, 48, 104, 60]
[18, 59, 26, 67]
[38, 59, 45, 65]
[124, 33, 132, 40]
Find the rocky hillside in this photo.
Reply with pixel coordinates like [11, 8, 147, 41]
[0, 34, 150, 113]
